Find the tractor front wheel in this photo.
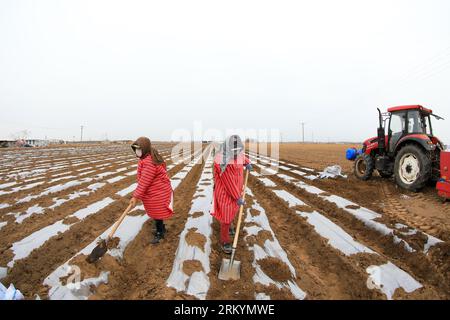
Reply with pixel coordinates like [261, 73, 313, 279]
[354, 154, 374, 181]
[394, 144, 431, 191]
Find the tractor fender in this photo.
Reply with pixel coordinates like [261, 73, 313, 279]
[395, 135, 435, 154]
[431, 136, 445, 150]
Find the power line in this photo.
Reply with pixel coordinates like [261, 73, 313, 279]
[374, 43, 450, 99]
[394, 44, 450, 85]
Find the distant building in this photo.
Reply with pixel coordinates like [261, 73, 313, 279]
[0, 140, 15, 148]
[16, 139, 49, 147]
[0, 139, 62, 148]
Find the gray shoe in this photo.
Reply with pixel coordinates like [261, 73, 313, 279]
[151, 232, 164, 245]
[222, 243, 232, 254]
[153, 228, 167, 237]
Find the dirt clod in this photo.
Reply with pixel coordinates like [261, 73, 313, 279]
[182, 260, 204, 276]
[292, 205, 315, 213]
[191, 212, 204, 219]
[63, 216, 80, 225]
[250, 209, 260, 217]
[108, 237, 121, 249]
[257, 257, 292, 283]
[319, 192, 332, 197]
[185, 228, 206, 251]
[255, 230, 274, 247]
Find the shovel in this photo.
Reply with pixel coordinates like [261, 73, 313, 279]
[218, 169, 250, 281]
[86, 202, 134, 264]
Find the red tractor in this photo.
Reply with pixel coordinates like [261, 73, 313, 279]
[347, 105, 449, 197]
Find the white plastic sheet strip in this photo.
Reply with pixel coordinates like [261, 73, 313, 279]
[244, 189, 306, 300]
[266, 185, 422, 299]
[44, 148, 205, 300]
[166, 147, 214, 300]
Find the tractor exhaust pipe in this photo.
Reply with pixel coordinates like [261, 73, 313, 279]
[377, 108, 382, 128]
[377, 108, 386, 155]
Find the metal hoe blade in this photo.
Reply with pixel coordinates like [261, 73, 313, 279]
[218, 259, 241, 281]
[86, 239, 108, 264]
[218, 250, 241, 281]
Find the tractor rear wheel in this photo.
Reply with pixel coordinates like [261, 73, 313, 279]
[354, 154, 374, 180]
[394, 144, 431, 191]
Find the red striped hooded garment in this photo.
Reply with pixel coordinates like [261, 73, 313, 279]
[211, 152, 250, 224]
[132, 138, 173, 220]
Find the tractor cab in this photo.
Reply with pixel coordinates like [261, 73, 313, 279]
[348, 105, 445, 192]
[384, 105, 442, 155]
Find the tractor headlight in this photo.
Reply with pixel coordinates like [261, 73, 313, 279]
[427, 141, 436, 150]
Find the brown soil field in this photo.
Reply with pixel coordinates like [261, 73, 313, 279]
[279, 143, 356, 172]
[0, 142, 448, 300]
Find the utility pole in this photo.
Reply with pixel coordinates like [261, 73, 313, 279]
[300, 122, 306, 143]
[80, 126, 84, 142]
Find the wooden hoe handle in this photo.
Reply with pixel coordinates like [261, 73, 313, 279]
[107, 203, 134, 240]
[232, 169, 250, 249]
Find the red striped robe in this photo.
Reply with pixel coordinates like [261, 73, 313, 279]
[211, 153, 250, 224]
[133, 155, 174, 220]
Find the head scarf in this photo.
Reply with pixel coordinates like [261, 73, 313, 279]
[131, 137, 165, 165]
[219, 135, 244, 174]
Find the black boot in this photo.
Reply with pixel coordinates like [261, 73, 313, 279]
[151, 220, 165, 245]
[153, 220, 164, 235]
[153, 223, 167, 236]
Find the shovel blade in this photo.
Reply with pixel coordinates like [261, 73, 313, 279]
[86, 239, 108, 264]
[218, 258, 241, 281]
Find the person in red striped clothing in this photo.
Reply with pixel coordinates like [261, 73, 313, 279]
[211, 135, 252, 254]
[129, 137, 174, 245]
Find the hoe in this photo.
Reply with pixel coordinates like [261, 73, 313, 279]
[86, 203, 134, 263]
[218, 169, 250, 281]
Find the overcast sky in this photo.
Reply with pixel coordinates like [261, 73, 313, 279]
[1, 0, 450, 143]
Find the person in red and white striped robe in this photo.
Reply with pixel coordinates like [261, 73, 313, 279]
[129, 137, 173, 245]
[211, 135, 252, 254]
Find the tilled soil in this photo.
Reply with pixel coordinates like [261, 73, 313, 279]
[248, 147, 450, 299]
[0, 143, 448, 300]
[0, 174, 137, 247]
[206, 218, 257, 300]
[0, 144, 178, 298]
[88, 153, 204, 300]
[262, 169, 450, 298]
[271, 143, 450, 241]
[258, 257, 292, 283]
[248, 178, 383, 300]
